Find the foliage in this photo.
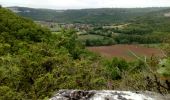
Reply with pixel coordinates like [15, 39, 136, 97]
[0, 8, 108, 99]
[79, 34, 116, 46]
[104, 58, 129, 80]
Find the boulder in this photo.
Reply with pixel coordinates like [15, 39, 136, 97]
[50, 90, 170, 100]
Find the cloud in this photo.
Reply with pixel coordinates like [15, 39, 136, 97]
[0, 0, 170, 9]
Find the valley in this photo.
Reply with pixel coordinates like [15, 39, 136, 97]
[0, 5, 170, 99]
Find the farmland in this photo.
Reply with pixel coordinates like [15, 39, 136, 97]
[78, 34, 104, 40]
[87, 44, 164, 61]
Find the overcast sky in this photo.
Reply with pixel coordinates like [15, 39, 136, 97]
[1, 0, 170, 9]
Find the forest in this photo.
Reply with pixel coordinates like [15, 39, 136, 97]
[0, 7, 170, 100]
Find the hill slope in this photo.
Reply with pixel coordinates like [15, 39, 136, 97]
[7, 7, 169, 24]
[0, 8, 109, 99]
[130, 8, 170, 32]
[115, 10, 170, 43]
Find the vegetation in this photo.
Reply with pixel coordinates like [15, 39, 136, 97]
[0, 7, 170, 100]
[78, 34, 115, 46]
[82, 25, 165, 45]
[0, 8, 111, 99]
[84, 9, 170, 45]
[112, 8, 170, 44]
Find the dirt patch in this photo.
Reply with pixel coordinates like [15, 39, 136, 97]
[87, 44, 164, 61]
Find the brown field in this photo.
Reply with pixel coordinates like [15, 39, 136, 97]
[87, 44, 164, 61]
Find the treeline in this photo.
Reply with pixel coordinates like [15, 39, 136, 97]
[112, 25, 153, 35]
[83, 27, 115, 46]
[114, 35, 163, 44]
[85, 37, 116, 46]
[89, 27, 113, 37]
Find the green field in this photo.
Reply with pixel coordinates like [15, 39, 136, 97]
[78, 34, 105, 40]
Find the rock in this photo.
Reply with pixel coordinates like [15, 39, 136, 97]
[50, 90, 170, 100]
[50, 90, 95, 100]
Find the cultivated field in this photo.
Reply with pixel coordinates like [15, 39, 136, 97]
[78, 34, 104, 40]
[87, 44, 164, 61]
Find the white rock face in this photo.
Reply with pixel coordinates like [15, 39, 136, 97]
[90, 91, 153, 100]
[50, 90, 170, 100]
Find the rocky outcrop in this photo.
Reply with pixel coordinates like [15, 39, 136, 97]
[50, 90, 170, 100]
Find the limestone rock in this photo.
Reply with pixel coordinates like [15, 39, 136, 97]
[50, 90, 170, 100]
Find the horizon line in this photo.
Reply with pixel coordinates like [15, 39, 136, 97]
[3, 5, 170, 10]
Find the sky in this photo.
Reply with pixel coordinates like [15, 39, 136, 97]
[1, 0, 170, 9]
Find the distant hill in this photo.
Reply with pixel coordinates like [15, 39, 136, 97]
[7, 6, 170, 24]
[129, 8, 170, 32]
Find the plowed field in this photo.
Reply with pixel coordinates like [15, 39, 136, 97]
[87, 45, 164, 61]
